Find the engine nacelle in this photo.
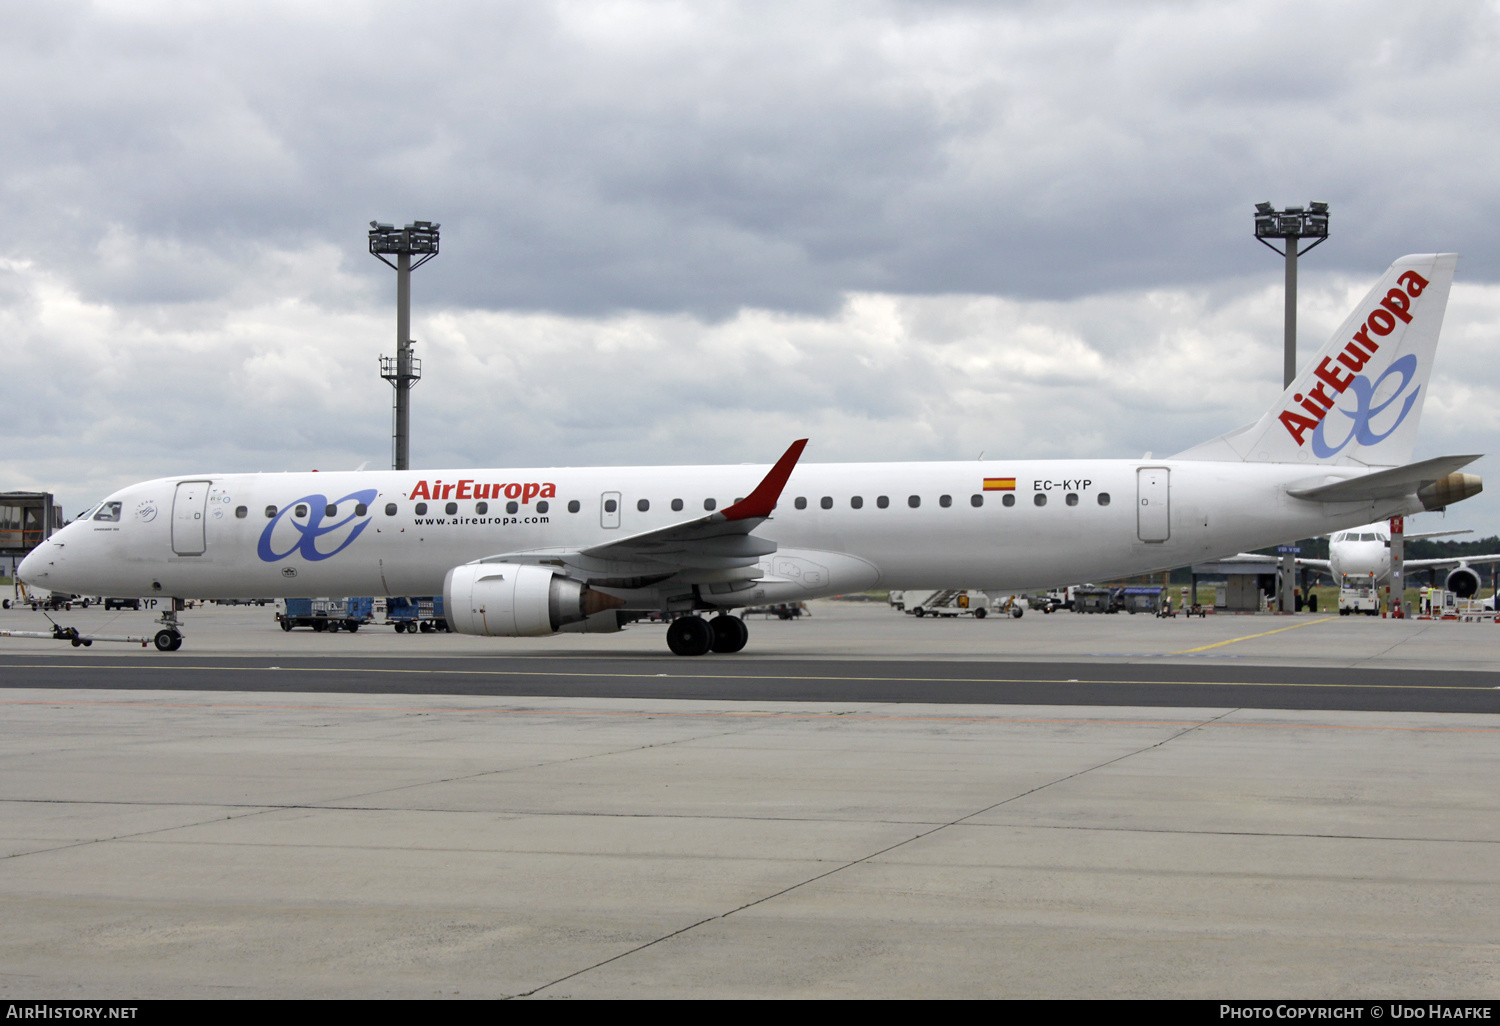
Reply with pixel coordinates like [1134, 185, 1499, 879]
[444, 562, 624, 637]
[1445, 565, 1481, 599]
[1419, 473, 1482, 511]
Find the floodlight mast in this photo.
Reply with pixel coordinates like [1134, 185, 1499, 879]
[371, 220, 440, 471]
[1254, 201, 1330, 612]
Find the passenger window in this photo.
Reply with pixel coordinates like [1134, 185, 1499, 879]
[939, 495, 952, 508]
[908, 495, 920, 508]
[265, 505, 277, 518]
[476, 502, 488, 515]
[1034, 494, 1047, 507]
[295, 504, 308, 518]
[970, 494, 983, 507]
[415, 502, 428, 515]
[537, 501, 549, 514]
[794, 497, 807, 510]
[1097, 493, 1111, 506]
[671, 498, 683, 512]
[820, 496, 833, 509]
[385, 503, 397, 516]
[1002, 494, 1015, 507]
[1065, 493, 1079, 506]
[445, 502, 457, 515]
[326, 504, 337, 517]
[637, 499, 650, 512]
[507, 501, 519, 514]
[704, 498, 717, 511]
[851, 496, 863, 509]
[355, 503, 368, 516]
[604, 499, 617, 513]
[877, 495, 889, 509]
[235, 506, 247, 519]
[568, 500, 581, 513]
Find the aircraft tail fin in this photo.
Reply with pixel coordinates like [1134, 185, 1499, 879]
[1175, 253, 1457, 466]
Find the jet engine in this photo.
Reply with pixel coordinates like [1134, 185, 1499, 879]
[444, 563, 625, 637]
[1445, 565, 1481, 599]
[1419, 473, 1482, 511]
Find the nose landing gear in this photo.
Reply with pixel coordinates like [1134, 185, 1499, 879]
[153, 599, 186, 652]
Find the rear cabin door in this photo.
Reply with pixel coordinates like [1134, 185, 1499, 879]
[172, 480, 212, 555]
[600, 491, 621, 529]
[1136, 467, 1170, 543]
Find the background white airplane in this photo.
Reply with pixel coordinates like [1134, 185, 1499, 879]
[1226, 520, 1500, 598]
[17, 254, 1485, 655]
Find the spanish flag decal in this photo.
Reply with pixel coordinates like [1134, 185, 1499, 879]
[982, 478, 1016, 491]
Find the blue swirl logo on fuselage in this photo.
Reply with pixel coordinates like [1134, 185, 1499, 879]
[257, 489, 379, 563]
[1310, 354, 1420, 459]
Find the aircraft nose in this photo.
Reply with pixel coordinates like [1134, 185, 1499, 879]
[17, 546, 47, 583]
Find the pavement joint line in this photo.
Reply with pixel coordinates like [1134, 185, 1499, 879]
[315, 716, 785, 808]
[514, 709, 1237, 998]
[1, 661, 1497, 691]
[1, 697, 1497, 730]
[5, 796, 1497, 844]
[1167, 616, 1339, 654]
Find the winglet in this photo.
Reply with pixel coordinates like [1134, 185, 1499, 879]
[721, 439, 808, 521]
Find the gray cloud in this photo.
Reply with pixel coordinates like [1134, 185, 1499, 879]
[2, 1, 1497, 317]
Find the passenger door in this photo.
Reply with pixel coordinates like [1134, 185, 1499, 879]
[1136, 467, 1170, 543]
[172, 480, 212, 555]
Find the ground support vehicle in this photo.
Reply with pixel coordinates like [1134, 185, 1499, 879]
[277, 597, 377, 633]
[385, 596, 449, 633]
[1121, 587, 1165, 615]
[893, 589, 992, 618]
[1338, 577, 1381, 616]
[1072, 587, 1117, 614]
[741, 602, 808, 620]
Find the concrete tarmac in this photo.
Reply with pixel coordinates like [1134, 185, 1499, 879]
[0, 600, 1496, 998]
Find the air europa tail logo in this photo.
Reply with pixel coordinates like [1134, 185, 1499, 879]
[1278, 270, 1429, 448]
[408, 479, 556, 504]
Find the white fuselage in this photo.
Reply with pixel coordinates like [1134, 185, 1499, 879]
[21, 458, 1418, 609]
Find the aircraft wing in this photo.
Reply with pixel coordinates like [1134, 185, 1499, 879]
[1400, 554, 1500, 572]
[1220, 553, 1332, 572]
[471, 439, 808, 584]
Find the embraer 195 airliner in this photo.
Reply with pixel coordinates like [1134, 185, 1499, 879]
[18, 254, 1483, 655]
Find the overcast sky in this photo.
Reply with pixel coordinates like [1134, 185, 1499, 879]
[4, 0, 1500, 537]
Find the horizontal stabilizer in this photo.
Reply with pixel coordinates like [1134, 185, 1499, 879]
[1286, 454, 1481, 503]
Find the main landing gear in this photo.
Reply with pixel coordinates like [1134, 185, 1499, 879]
[666, 614, 749, 656]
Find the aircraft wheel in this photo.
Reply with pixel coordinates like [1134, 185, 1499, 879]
[709, 615, 749, 654]
[2, 599, 8, 609]
[1308, 594, 1319, 612]
[667, 615, 714, 656]
[153, 629, 181, 652]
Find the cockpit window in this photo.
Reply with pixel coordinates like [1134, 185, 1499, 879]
[92, 502, 122, 523]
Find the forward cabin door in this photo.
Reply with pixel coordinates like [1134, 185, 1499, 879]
[1136, 467, 1170, 543]
[171, 480, 212, 556]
